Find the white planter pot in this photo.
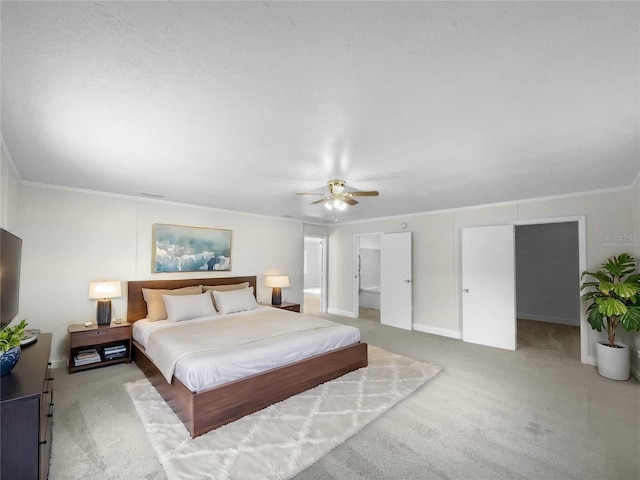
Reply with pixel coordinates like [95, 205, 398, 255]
[595, 341, 630, 381]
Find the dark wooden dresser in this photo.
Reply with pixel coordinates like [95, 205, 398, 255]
[1, 333, 53, 480]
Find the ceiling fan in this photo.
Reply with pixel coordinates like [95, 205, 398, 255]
[296, 179, 379, 211]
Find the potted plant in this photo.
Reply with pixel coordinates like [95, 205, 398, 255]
[0, 319, 28, 376]
[580, 253, 640, 380]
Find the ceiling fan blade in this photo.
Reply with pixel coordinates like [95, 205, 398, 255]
[310, 198, 327, 205]
[295, 192, 327, 196]
[349, 191, 379, 197]
[343, 197, 359, 206]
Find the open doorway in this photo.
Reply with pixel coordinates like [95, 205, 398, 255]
[515, 222, 581, 360]
[303, 236, 327, 314]
[356, 234, 381, 322]
[461, 216, 587, 363]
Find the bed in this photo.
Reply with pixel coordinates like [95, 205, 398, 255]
[127, 276, 368, 438]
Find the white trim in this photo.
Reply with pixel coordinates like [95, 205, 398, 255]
[327, 307, 357, 318]
[631, 364, 640, 382]
[20, 180, 306, 224]
[512, 215, 585, 226]
[413, 324, 462, 339]
[577, 218, 588, 365]
[12, 160, 639, 227]
[1, 135, 22, 181]
[50, 358, 66, 370]
[340, 184, 638, 225]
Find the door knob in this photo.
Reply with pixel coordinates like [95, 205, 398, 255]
[463, 288, 469, 293]
[404, 279, 411, 283]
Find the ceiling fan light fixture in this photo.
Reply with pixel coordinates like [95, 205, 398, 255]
[328, 179, 346, 194]
[324, 198, 347, 211]
[299, 179, 378, 210]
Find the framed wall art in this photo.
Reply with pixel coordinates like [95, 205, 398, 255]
[152, 223, 232, 273]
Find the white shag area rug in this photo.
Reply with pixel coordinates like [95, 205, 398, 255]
[125, 346, 442, 480]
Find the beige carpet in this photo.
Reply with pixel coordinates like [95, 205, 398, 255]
[125, 346, 441, 480]
[359, 307, 380, 322]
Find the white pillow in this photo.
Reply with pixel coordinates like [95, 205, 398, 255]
[212, 287, 258, 314]
[163, 292, 217, 323]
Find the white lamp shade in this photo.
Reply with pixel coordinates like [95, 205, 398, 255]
[265, 275, 290, 288]
[88, 281, 122, 299]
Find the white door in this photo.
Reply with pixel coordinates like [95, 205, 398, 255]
[462, 225, 516, 350]
[381, 232, 412, 330]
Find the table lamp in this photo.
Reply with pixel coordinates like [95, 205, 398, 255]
[88, 281, 121, 325]
[265, 275, 289, 305]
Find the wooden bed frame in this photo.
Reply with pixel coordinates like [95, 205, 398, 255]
[127, 276, 368, 438]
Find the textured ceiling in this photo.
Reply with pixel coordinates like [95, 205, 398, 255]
[1, 1, 638, 223]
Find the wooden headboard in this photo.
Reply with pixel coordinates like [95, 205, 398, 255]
[127, 276, 257, 323]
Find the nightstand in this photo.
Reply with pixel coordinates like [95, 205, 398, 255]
[268, 302, 301, 313]
[67, 322, 132, 373]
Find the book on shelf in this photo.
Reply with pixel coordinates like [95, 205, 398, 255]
[103, 345, 126, 354]
[74, 349, 101, 366]
[76, 348, 99, 357]
[104, 353, 127, 360]
[103, 344, 127, 361]
[103, 344, 126, 351]
[74, 358, 100, 366]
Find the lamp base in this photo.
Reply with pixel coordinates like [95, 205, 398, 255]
[96, 299, 112, 326]
[271, 287, 282, 305]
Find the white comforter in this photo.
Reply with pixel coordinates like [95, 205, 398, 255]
[133, 307, 360, 392]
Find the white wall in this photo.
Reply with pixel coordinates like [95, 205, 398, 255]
[617, 177, 640, 379]
[359, 248, 380, 290]
[13, 183, 303, 364]
[1, 143, 21, 230]
[303, 223, 329, 237]
[634, 178, 640, 377]
[328, 187, 636, 362]
[304, 237, 322, 289]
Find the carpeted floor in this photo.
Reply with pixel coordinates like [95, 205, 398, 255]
[359, 307, 380, 322]
[125, 346, 441, 480]
[304, 290, 380, 322]
[49, 316, 639, 480]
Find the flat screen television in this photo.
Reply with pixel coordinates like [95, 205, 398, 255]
[1, 228, 22, 330]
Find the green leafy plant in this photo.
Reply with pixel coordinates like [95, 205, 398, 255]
[580, 253, 640, 347]
[0, 319, 28, 352]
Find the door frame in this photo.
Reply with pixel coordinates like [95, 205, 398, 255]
[304, 235, 328, 313]
[512, 216, 588, 364]
[353, 232, 383, 317]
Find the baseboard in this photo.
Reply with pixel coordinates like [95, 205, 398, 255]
[518, 313, 580, 326]
[50, 357, 66, 370]
[413, 324, 462, 339]
[327, 308, 358, 318]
